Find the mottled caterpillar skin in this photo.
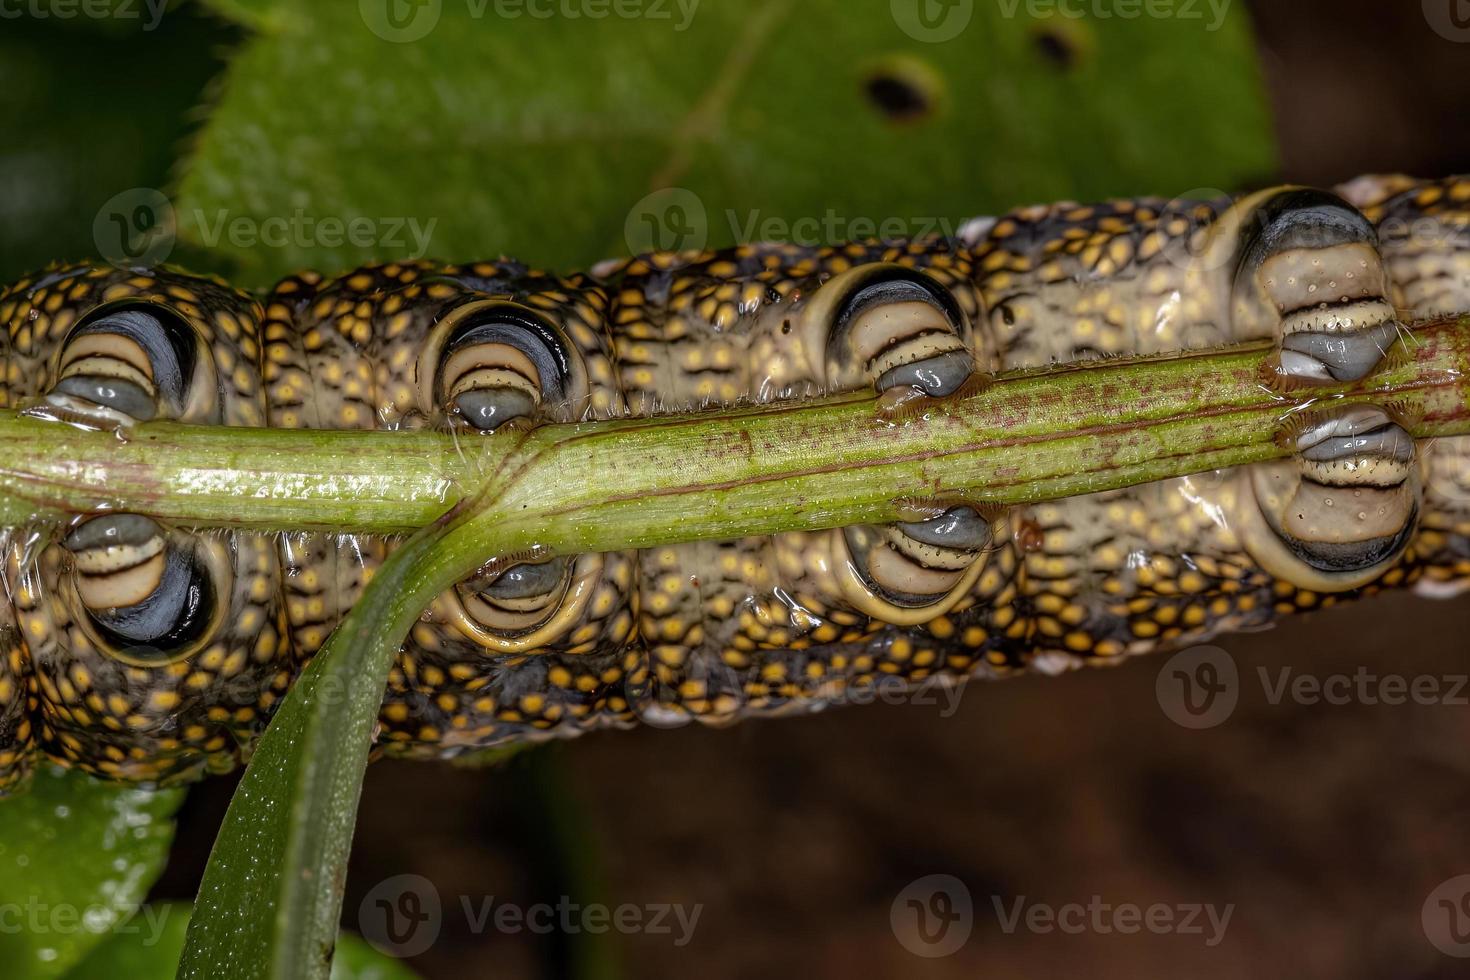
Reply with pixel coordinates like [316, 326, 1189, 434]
[0, 174, 1466, 792]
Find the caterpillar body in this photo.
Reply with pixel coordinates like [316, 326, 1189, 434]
[0, 173, 1466, 791]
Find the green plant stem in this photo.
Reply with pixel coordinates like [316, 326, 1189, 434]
[1, 320, 1467, 546]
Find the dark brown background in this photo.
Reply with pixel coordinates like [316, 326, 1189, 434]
[146, 2, 1470, 977]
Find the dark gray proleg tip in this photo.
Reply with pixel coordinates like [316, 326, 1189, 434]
[453, 386, 538, 431]
[876, 350, 976, 397]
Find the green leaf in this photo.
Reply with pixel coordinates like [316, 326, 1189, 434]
[179, 0, 1273, 286]
[55, 904, 190, 980]
[175, 507, 493, 980]
[67, 903, 419, 980]
[0, 767, 183, 980]
[329, 933, 424, 980]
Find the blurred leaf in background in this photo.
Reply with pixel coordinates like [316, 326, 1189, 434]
[65, 903, 420, 979]
[178, 0, 1275, 285]
[0, 768, 415, 979]
[55, 905, 193, 980]
[0, 767, 182, 979]
[0, 3, 236, 281]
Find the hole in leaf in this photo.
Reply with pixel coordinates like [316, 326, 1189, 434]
[861, 55, 945, 125]
[1028, 19, 1094, 71]
[865, 74, 929, 122]
[1034, 29, 1077, 69]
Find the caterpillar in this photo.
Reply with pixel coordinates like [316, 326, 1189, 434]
[0, 173, 1467, 792]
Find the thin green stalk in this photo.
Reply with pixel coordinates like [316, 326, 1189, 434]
[0, 319, 1463, 546]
